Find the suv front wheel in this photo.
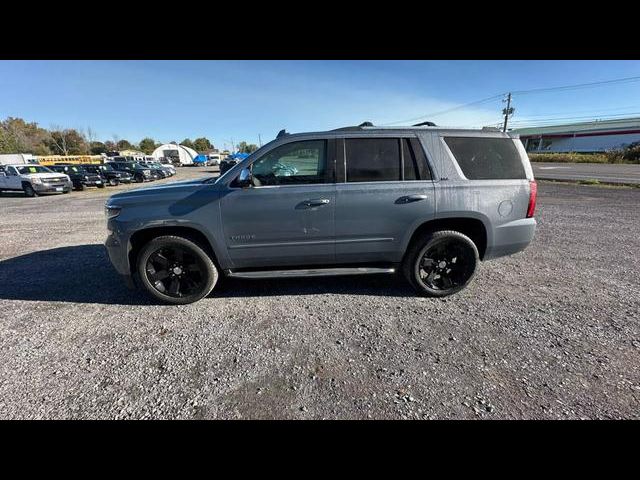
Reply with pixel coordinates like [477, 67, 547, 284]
[136, 235, 219, 305]
[403, 230, 479, 297]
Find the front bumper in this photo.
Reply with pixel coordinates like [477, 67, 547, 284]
[105, 221, 131, 276]
[72, 179, 103, 188]
[34, 181, 73, 193]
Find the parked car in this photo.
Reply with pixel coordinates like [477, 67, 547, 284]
[207, 155, 221, 166]
[105, 123, 537, 305]
[0, 164, 72, 196]
[49, 164, 104, 191]
[80, 163, 133, 186]
[107, 161, 154, 183]
[219, 153, 249, 175]
[139, 161, 174, 178]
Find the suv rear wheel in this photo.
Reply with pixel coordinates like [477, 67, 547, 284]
[403, 230, 479, 297]
[136, 235, 218, 305]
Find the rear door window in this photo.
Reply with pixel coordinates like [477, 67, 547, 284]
[444, 137, 526, 180]
[345, 138, 401, 182]
[345, 138, 431, 182]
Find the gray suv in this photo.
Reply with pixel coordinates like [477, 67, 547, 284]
[105, 124, 537, 304]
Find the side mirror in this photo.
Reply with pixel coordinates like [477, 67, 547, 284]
[236, 168, 252, 188]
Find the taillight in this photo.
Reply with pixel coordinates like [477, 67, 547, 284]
[526, 180, 537, 218]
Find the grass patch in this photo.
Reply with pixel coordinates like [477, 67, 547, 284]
[529, 144, 640, 165]
[529, 153, 608, 164]
[577, 178, 600, 185]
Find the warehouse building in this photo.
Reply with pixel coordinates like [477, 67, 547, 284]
[513, 117, 640, 153]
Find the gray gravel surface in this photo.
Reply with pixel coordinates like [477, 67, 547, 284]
[0, 170, 639, 419]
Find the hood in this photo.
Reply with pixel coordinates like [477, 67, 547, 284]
[107, 177, 215, 205]
[25, 172, 69, 180]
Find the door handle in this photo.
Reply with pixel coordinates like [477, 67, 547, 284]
[303, 198, 331, 207]
[396, 194, 428, 204]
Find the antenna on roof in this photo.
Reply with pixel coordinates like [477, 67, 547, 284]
[412, 121, 437, 127]
[358, 121, 374, 127]
[276, 129, 289, 139]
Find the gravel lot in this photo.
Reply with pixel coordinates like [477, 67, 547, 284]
[1, 169, 638, 419]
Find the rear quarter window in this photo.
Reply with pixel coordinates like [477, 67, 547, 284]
[444, 137, 526, 180]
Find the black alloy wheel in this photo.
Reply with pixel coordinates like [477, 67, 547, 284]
[137, 236, 218, 304]
[403, 230, 479, 297]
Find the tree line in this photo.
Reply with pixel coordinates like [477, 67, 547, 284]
[0, 116, 259, 156]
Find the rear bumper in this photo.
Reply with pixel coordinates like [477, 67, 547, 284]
[484, 217, 536, 260]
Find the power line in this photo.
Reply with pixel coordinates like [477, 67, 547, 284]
[380, 74, 640, 127]
[507, 114, 640, 129]
[512, 75, 640, 95]
[509, 112, 640, 124]
[380, 94, 503, 126]
[512, 105, 640, 118]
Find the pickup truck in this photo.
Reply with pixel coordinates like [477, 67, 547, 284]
[0, 164, 73, 196]
[49, 164, 105, 191]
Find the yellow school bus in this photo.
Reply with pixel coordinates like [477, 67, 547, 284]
[36, 155, 104, 166]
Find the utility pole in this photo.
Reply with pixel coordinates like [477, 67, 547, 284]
[258, 134, 262, 147]
[502, 92, 514, 132]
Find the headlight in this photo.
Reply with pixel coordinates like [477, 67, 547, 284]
[31, 177, 42, 184]
[105, 204, 121, 220]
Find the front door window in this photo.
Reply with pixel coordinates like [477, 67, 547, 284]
[250, 140, 327, 186]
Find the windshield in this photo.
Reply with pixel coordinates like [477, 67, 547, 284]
[17, 165, 53, 174]
[99, 164, 114, 172]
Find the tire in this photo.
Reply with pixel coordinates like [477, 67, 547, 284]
[402, 230, 479, 297]
[75, 183, 85, 191]
[22, 182, 37, 197]
[63, 190, 70, 194]
[97, 183, 106, 189]
[109, 178, 119, 186]
[135, 174, 144, 183]
[136, 235, 218, 305]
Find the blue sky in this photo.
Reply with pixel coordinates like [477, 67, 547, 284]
[1, 60, 640, 150]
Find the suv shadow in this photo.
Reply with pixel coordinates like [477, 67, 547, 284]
[0, 245, 414, 305]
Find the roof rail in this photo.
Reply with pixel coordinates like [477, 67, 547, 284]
[412, 121, 437, 127]
[332, 121, 375, 132]
[481, 126, 501, 132]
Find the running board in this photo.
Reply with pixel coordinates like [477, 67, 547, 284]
[226, 267, 396, 279]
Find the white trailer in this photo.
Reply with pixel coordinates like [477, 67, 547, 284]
[0, 153, 37, 165]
